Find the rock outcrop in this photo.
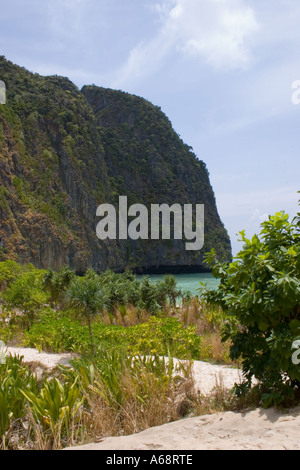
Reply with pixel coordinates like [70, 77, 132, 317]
[0, 56, 231, 273]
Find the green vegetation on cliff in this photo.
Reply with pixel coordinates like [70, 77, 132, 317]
[0, 56, 231, 273]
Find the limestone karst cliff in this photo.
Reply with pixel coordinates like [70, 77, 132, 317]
[0, 56, 231, 273]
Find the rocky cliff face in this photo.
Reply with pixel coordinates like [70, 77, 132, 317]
[0, 57, 231, 273]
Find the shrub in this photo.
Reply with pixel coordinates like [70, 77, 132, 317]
[2, 270, 49, 329]
[0, 260, 34, 290]
[87, 270, 181, 314]
[204, 206, 300, 406]
[24, 312, 201, 360]
[42, 266, 75, 307]
[123, 317, 201, 360]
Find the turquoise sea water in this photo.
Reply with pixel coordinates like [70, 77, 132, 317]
[137, 273, 219, 298]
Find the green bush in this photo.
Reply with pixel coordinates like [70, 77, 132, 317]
[94, 270, 181, 314]
[0, 260, 31, 290]
[24, 311, 201, 360]
[23, 311, 90, 353]
[42, 266, 75, 306]
[204, 206, 300, 406]
[42, 268, 181, 316]
[2, 270, 49, 329]
[123, 317, 201, 359]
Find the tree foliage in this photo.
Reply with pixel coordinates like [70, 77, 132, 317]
[66, 276, 108, 355]
[2, 269, 48, 330]
[43, 266, 75, 307]
[204, 202, 300, 405]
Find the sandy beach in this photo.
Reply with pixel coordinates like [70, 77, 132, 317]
[6, 346, 300, 451]
[7, 346, 77, 369]
[6, 346, 242, 394]
[66, 407, 300, 451]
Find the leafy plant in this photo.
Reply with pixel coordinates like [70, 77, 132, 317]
[204, 204, 300, 405]
[21, 377, 84, 449]
[0, 355, 38, 448]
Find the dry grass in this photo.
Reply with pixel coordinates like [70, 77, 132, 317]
[102, 305, 151, 327]
[2, 358, 244, 450]
[189, 373, 235, 417]
[0, 296, 241, 450]
[83, 361, 196, 441]
[179, 298, 223, 333]
[23, 408, 88, 451]
[200, 333, 233, 364]
[176, 297, 236, 365]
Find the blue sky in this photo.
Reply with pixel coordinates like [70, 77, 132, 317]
[0, 0, 299, 255]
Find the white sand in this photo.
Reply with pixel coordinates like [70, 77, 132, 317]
[67, 407, 300, 451]
[182, 359, 243, 396]
[6, 347, 242, 395]
[7, 347, 300, 451]
[7, 347, 76, 369]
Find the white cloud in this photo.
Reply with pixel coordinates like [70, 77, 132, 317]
[251, 209, 268, 223]
[161, 0, 259, 69]
[113, 0, 259, 87]
[217, 185, 299, 218]
[47, 0, 91, 40]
